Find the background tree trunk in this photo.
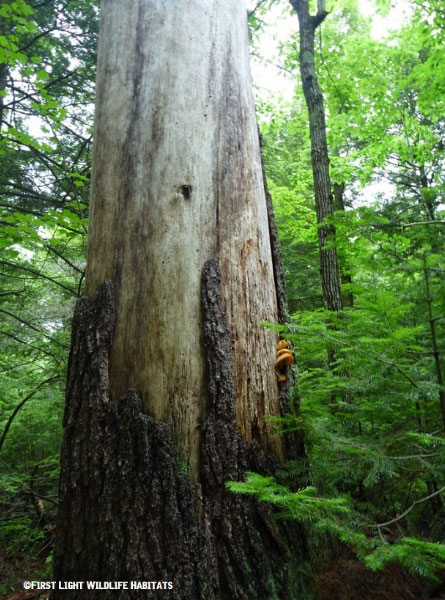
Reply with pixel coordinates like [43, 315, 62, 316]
[333, 182, 353, 308]
[290, 0, 343, 313]
[53, 1, 311, 598]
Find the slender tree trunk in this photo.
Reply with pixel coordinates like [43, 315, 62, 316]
[423, 256, 445, 432]
[333, 182, 353, 308]
[53, 1, 311, 598]
[0, 64, 7, 128]
[0, 0, 9, 129]
[290, 0, 342, 314]
[417, 173, 445, 431]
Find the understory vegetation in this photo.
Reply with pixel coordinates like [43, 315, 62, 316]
[1, 0, 444, 597]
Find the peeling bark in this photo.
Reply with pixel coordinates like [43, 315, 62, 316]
[200, 259, 310, 598]
[53, 273, 312, 599]
[53, 281, 209, 599]
[85, 0, 285, 477]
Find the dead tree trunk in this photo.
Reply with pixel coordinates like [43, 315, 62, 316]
[53, 1, 311, 598]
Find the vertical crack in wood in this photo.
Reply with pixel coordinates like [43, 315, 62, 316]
[258, 131, 289, 325]
[258, 133, 306, 462]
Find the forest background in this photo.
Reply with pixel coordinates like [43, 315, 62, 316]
[0, 0, 444, 597]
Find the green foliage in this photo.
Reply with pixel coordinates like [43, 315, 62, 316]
[228, 472, 351, 521]
[260, 103, 321, 312]
[0, 0, 97, 582]
[365, 538, 445, 581]
[0, 517, 45, 558]
[250, 0, 445, 583]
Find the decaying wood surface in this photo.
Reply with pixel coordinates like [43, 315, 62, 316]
[53, 272, 311, 599]
[85, 0, 285, 477]
[53, 2, 311, 596]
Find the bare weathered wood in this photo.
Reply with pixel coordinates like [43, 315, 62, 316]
[54, 1, 311, 596]
[86, 0, 284, 478]
[53, 275, 311, 599]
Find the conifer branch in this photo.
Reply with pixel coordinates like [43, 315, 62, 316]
[375, 484, 445, 528]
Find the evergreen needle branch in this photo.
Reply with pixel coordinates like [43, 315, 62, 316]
[374, 484, 445, 528]
[352, 227, 407, 262]
[386, 453, 439, 460]
[0, 376, 60, 455]
[310, 327, 419, 388]
[370, 354, 419, 388]
[331, 437, 437, 461]
[0, 259, 77, 295]
[0, 308, 69, 348]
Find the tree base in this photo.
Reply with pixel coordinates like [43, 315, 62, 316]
[53, 264, 312, 599]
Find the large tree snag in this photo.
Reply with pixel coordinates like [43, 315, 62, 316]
[54, 1, 311, 597]
[84, 0, 288, 476]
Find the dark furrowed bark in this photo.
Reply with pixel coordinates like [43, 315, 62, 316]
[290, 0, 343, 314]
[201, 260, 311, 598]
[53, 270, 312, 599]
[333, 182, 354, 308]
[53, 281, 210, 599]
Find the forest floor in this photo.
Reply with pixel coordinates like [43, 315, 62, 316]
[1, 546, 444, 599]
[316, 548, 445, 600]
[1, 557, 49, 600]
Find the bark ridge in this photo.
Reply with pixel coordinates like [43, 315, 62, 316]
[53, 272, 312, 599]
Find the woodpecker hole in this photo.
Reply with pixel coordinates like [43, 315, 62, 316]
[181, 185, 192, 199]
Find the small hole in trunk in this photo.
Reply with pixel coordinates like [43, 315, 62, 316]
[181, 185, 192, 199]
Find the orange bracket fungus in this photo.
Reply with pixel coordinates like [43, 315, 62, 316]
[274, 339, 294, 382]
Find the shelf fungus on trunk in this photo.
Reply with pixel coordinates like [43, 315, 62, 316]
[274, 339, 295, 382]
